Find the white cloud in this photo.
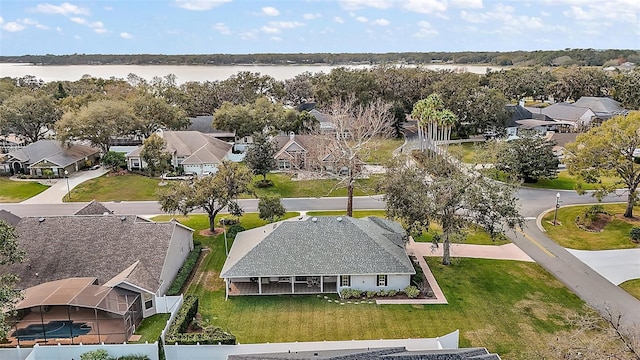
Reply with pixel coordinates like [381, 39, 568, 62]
[403, 0, 447, 14]
[56, 26, 62, 32]
[339, 0, 393, 10]
[22, 18, 50, 30]
[120, 32, 133, 39]
[303, 13, 321, 20]
[175, 0, 231, 11]
[262, 6, 279, 16]
[261, 25, 280, 34]
[414, 20, 438, 37]
[32, 2, 90, 16]
[372, 18, 390, 26]
[270, 36, 282, 41]
[70, 17, 106, 33]
[356, 16, 368, 23]
[2, 22, 26, 32]
[269, 21, 304, 29]
[450, 0, 483, 8]
[213, 22, 230, 34]
[104, 6, 113, 11]
[334, 16, 345, 24]
[0, 16, 4, 24]
[240, 30, 258, 40]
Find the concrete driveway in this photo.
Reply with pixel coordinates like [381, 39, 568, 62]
[566, 248, 640, 285]
[19, 167, 110, 204]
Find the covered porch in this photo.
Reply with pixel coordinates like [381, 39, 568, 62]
[227, 276, 338, 296]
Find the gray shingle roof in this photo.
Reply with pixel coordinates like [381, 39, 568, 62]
[162, 131, 232, 164]
[573, 96, 625, 115]
[2, 215, 192, 293]
[74, 200, 113, 215]
[0, 209, 21, 226]
[534, 103, 593, 122]
[229, 347, 500, 360]
[221, 216, 414, 278]
[7, 140, 99, 167]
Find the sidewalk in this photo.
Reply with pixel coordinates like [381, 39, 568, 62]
[19, 167, 110, 204]
[407, 240, 534, 262]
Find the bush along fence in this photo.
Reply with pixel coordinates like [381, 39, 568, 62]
[166, 242, 202, 296]
[339, 286, 420, 299]
[164, 295, 236, 345]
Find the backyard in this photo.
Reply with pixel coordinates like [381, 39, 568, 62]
[0, 178, 49, 202]
[152, 213, 590, 360]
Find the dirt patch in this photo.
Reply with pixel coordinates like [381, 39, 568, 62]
[199, 227, 224, 236]
[614, 213, 640, 224]
[512, 292, 576, 325]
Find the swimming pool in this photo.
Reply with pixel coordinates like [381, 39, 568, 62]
[12, 321, 91, 340]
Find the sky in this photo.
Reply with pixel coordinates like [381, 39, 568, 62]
[0, 0, 639, 56]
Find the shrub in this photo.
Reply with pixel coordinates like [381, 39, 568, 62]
[165, 295, 236, 345]
[255, 179, 274, 188]
[630, 227, 640, 243]
[584, 205, 605, 223]
[388, 290, 397, 297]
[366, 291, 377, 298]
[166, 245, 202, 296]
[377, 290, 388, 297]
[339, 288, 361, 299]
[404, 286, 420, 299]
[227, 224, 245, 239]
[81, 349, 109, 360]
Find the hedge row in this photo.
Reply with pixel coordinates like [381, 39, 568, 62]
[165, 295, 236, 345]
[166, 244, 202, 296]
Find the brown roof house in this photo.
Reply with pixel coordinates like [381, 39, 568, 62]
[0, 140, 99, 177]
[273, 132, 339, 173]
[220, 216, 414, 299]
[0, 203, 194, 345]
[126, 130, 233, 176]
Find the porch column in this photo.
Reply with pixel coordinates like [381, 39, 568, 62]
[320, 276, 324, 293]
[291, 277, 295, 294]
[224, 279, 229, 301]
[258, 277, 262, 294]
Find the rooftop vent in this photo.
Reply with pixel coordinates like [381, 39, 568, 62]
[120, 216, 127, 221]
[38, 217, 45, 223]
[336, 217, 343, 222]
[312, 217, 318, 223]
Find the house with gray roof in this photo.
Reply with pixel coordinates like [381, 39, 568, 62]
[572, 96, 628, 120]
[1, 211, 194, 318]
[220, 216, 414, 298]
[229, 347, 500, 360]
[126, 130, 233, 176]
[526, 103, 596, 130]
[1, 139, 100, 176]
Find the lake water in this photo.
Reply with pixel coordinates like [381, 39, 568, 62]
[0, 63, 504, 84]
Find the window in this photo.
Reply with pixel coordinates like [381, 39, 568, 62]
[143, 293, 153, 310]
[340, 275, 350, 287]
[377, 275, 387, 287]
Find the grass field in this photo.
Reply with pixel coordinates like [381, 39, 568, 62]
[130, 313, 170, 343]
[69, 171, 383, 202]
[619, 279, 640, 301]
[66, 173, 163, 201]
[0, 178, 49, 203]
[152, 213, 588, 359]
[362, 138, 404, 164]
[541, 203, 640, 250]
[522, 171, 622, 190]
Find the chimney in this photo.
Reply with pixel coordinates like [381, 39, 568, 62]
[289, 131, 295, 140]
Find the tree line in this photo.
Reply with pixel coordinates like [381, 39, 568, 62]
[1, 48, 639, 67]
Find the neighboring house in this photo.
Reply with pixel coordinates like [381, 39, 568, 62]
[229, 347, 501, 360]
[505, 104, 560, 137]
[0, 203, 194, 345]
[220, 216, 415, 299]
[0, 140, 99, 177]
[126, 130, 233, 175]
[188, 115, 236, 142]
[0, 134, 25, 154]
[527, 103, 596, 130]
[273, 132, 337, 172]
[572, 96, 628, 121]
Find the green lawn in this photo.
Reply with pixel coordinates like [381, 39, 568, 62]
[522, 171, 622, 190]
[541, 203, 640, 250]
[0, 178, 49, 203]
[68, 173, 164, 201]
[130, 313, 170, 343]
[619, 279, 640, 301]
[447, 142, 481, 164]
[363, 138, 404, 164]
[250, 173, 382, 198]
[152, 214, 588, 359]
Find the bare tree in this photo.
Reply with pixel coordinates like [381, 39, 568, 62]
[315, 96, 393, 216]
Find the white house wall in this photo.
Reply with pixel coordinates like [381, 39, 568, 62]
[339, 274, 410, 292]
[158, 225, 194, 296]
[183, 164, 221, 176]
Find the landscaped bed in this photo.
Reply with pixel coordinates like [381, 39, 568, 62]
[541, 203, 640, 250]
[151, 213, 590, 360]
